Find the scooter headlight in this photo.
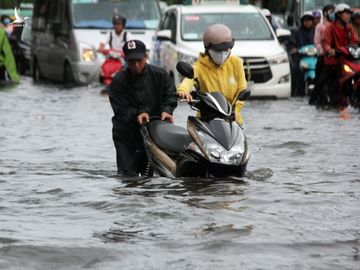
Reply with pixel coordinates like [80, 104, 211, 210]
[300, 62, 308, 69]
[192, 129, 245, 165]
[343, 64, 355, 75]
[304, 46, 317, 56]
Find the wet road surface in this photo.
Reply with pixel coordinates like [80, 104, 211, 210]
[0, 77, 360, 269]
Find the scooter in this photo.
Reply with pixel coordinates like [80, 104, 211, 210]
[140, 61, 251, 178]
[99, 49, 125, 86]
[336, 45, 360, 112]
[317, 45, 360, 110]
[298, 44, 317, 95]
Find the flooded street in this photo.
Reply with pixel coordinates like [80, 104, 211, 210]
[1, 77, 360, 270]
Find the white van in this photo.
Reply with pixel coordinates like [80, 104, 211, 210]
[153, 4, 291, 98]
[31, 0, 161, 84]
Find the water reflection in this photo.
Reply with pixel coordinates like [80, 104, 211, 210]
[1, 79, 360, 269]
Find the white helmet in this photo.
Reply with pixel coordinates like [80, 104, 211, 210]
[335, 3, 353, 15]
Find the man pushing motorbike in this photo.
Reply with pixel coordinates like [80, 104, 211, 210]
[108, 40, 177, 176]
[177, 24, 248, 124]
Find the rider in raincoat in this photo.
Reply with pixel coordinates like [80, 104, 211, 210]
[0, 28, 19, 82]
[177, 24, 247, 124]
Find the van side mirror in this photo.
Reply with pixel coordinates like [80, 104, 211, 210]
[276, 28, 291, 44]
[156, 29, 172, 41]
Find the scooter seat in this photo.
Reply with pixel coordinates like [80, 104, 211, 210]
[149, 120, 193, 154]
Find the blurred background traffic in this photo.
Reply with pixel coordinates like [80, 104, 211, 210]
[1, 0, 360, 99]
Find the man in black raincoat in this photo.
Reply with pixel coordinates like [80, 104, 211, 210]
[109, 39, 177, 176]
[288, 12, 315, 96]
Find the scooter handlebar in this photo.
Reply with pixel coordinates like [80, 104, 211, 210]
[177, 91, 200, 104]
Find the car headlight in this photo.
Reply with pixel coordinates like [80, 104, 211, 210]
[268, 51, 288, 65]
[82, 48, 96, 62]
[187, 128, 245, 165]
[177, 52, 197, 65]
[79, 43, 96, 62]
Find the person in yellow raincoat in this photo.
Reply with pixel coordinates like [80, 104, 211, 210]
[177, 24, 247, 124]
[0, 28, 20, 83]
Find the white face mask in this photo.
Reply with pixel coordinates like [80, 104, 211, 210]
[208, 49, 231, 65]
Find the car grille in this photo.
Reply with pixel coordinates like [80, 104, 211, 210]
[242, 57, 272, 83]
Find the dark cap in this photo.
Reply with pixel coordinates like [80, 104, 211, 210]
[122, 40, 147, 60]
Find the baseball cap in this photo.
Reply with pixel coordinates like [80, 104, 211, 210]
[122, 40, 147, 60]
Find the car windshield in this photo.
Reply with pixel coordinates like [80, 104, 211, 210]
[71, 0, 160, 29]
[304, 0, 360, 11]
[181, 13, 274, 41]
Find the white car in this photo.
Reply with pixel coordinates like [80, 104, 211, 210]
[152, 4, 291, 98]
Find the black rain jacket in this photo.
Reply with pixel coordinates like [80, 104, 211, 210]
[109, 64, 177, 146]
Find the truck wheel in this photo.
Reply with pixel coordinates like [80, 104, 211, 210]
[63, 62, 75, 84]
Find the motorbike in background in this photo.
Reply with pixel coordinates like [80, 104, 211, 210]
[140, 61, 251, 179]
[99, 49, 125, 87]
[336, 45, 360, 112]
[317, 45, 360, 111]
[298, 44, 317, 95]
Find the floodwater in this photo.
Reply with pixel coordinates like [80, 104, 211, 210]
[1, 77, 360, 270]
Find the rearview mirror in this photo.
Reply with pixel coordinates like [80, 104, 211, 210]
[276, 28, 291, 38]
[276, 28, 291, 44]
[176, 61, 194, 79]
[156, 29, 172, 41]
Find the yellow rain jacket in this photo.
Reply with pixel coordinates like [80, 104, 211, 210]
[177, 53, 247, 124]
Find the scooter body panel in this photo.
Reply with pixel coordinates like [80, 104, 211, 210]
[99, 49, 124, 86]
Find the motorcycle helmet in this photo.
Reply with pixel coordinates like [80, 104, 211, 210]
[312, 10, 322, 19]
[300, 12, 314, 26]
[301, 11, 314, 21]
[112, 13, 126, 26]
[335, 3, 353, 17]
[323, 4, 336, 20]
[203, 24, 234, 51]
